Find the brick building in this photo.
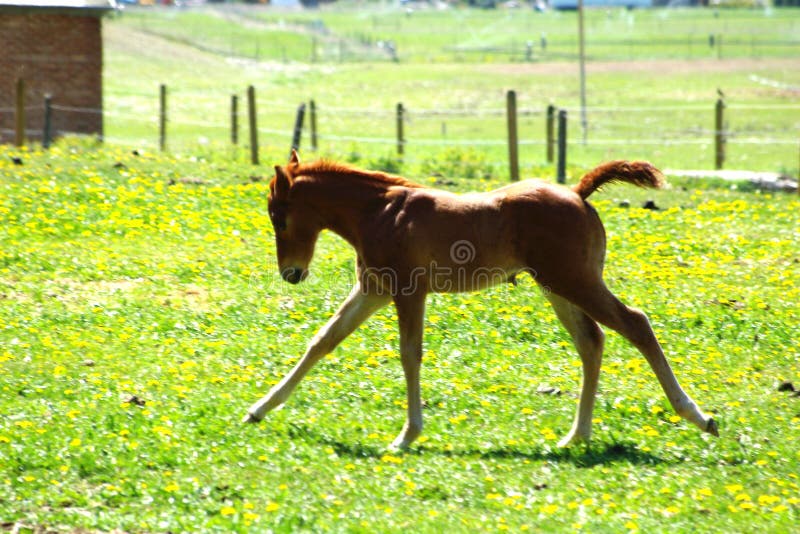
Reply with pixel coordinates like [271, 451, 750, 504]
[0, 1, 116, 144]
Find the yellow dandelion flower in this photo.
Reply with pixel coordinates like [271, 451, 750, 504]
[243, 512, 259, 522]
[725, 484, 743, 494]
[757, 495, 779, 505]
[540, 503, 559, 514]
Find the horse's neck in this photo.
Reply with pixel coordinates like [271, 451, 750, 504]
[304, 174, 394, 248]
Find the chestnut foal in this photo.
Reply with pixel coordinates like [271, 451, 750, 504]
[244, 150, 718, 449]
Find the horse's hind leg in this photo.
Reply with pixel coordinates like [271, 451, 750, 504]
[390, 293, 427, 450]
[546, 293, 605, 447]
[575, 283, 718, 438]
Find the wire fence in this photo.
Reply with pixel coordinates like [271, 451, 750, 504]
[120, 6, 800, 65]
[3, 88, 799, 177]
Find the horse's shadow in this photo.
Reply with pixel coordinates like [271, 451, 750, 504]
[285, 423, 667, 467]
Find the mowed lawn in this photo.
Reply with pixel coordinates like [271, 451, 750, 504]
[0, 140, 798, 532]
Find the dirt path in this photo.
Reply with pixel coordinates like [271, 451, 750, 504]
[666, 169, 798, 192]
[482, 58, 800, 77]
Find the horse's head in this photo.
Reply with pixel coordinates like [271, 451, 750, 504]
[268, 150, 321, 284]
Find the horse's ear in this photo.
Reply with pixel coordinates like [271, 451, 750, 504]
[289, 149, 300, 166]
[274, 165, 293, 198]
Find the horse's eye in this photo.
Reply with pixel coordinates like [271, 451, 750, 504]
[269, 209, 287, 232]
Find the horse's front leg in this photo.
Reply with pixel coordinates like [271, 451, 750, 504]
[244, 284, 389, 423]
[389, 293, 426, 450]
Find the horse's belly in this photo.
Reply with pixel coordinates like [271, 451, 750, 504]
[425, 264, 519, 293]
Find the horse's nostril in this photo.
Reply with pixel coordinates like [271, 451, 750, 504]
[282, 267, 304, 284]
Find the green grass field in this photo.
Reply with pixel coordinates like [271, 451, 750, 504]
[2, 4, 800, 532]
[103, 5, 800, 175]
[1, 138, 798, 532]
[118, 4, 800, 63]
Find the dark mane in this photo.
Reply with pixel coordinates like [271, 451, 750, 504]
[294, 160, 426, 189]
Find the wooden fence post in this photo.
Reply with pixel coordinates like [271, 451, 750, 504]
[15, 78, 25, 147]
[231, 95, 238, 146]
[557, 109, 567, 184]
[546, 104, 556, 164]
[309, 99, 317, 151]
[290, 102, 306, 157]
[248, 85, 259, 165]
[506, 90, 519, 182]
[715, 96, 725, 170]
[396, 102, 405, 157]
[43, 95, 53, 149]
[159, 84, 167, 151]
[311, 36, 318, 63]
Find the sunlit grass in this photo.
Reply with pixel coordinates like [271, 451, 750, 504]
[103, 7, 800, 173]
[1, 140, 798, 531]
[117, 5, 800, 63]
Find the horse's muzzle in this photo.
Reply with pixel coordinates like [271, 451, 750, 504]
[281, 267, 307, 284]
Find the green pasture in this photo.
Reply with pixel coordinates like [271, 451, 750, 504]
[117, 5, 800, 62]
[1, 140, 798, 532]
[2, 4, 800, 532]
[103, 6, 800, 174]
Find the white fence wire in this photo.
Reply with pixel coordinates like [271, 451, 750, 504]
[3, 93, 798, 172]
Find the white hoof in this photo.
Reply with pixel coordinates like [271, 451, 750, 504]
[557, 431, 590, 448]
[244, 392, 286, 423]
[705, 417, 719, 437]
[388, 434, 415, 451]
[387, 440, 409, 452]
[242, 412, 262, 424]
[388, 425, 421, 451]
[676, 402, 719, 438]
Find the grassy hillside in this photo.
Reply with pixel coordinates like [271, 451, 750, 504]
[117, 5, 800, 63]
[102, 6, 800, 174]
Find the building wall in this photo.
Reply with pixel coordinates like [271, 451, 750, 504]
[0, 12, 103, 143]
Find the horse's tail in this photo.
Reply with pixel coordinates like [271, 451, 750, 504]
[572, 160, 664, 200]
